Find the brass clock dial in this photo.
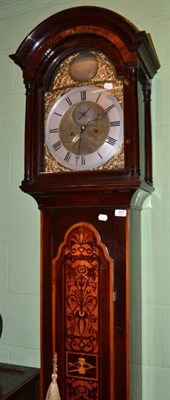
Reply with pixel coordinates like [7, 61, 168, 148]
[45, 86, 123, 171]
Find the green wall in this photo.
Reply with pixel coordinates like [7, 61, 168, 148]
[0, 1, 169, 399]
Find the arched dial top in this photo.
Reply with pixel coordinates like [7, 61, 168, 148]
[9, 5, 160, 191]
[45, 86, 123, 171]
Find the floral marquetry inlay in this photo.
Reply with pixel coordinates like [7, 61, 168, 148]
[53, 222, 114, 400]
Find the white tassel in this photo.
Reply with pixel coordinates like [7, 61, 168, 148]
[45, 353, 61, 400]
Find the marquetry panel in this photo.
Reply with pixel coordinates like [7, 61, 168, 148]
[52, 222, 114, 400]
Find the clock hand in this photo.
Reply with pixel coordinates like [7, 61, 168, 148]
[77, 108, 89, 121]
[86, 112, 105, 126]
[76, 126, 86, 159]
[72, 113, 104, 141]
[72, 133, 80, 143]
[72, 125, 86, 143]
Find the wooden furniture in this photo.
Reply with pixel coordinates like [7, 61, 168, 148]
[0, 363, 40, 400]
[10, 6, 160, 400]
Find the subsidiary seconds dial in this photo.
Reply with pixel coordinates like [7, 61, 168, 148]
[45, 86, 123, 171]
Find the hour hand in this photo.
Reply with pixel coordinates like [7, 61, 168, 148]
[72, 126, 86, 143]
[72, 133, 81, 143]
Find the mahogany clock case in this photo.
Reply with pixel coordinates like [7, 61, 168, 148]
[9, 6, 160, 400]
[10, 5, 160, 197]
[41, 205, 129, 400]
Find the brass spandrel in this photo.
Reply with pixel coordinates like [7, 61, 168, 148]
[43, 50, 124, 173]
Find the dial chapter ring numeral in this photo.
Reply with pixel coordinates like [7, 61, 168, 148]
[45, 86, 123, 170]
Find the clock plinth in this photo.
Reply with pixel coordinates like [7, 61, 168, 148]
[10, 6, 160, 400]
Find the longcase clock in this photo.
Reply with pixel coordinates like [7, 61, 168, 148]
[10, 6, 160, 400]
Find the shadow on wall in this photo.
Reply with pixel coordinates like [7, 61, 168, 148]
[0, 314, 3, 338]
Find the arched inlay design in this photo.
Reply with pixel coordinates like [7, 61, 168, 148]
[53, 222, 114, 400]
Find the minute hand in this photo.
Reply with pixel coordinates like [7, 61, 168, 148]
[76, 126, 86, 155]
[86, 112, 105, 126]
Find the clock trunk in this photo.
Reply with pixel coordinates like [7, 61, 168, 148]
[40, 205, 130, 400]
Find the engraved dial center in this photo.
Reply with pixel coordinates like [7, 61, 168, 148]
[59, 101, 110, 155]
[45, 85, 123, 171]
